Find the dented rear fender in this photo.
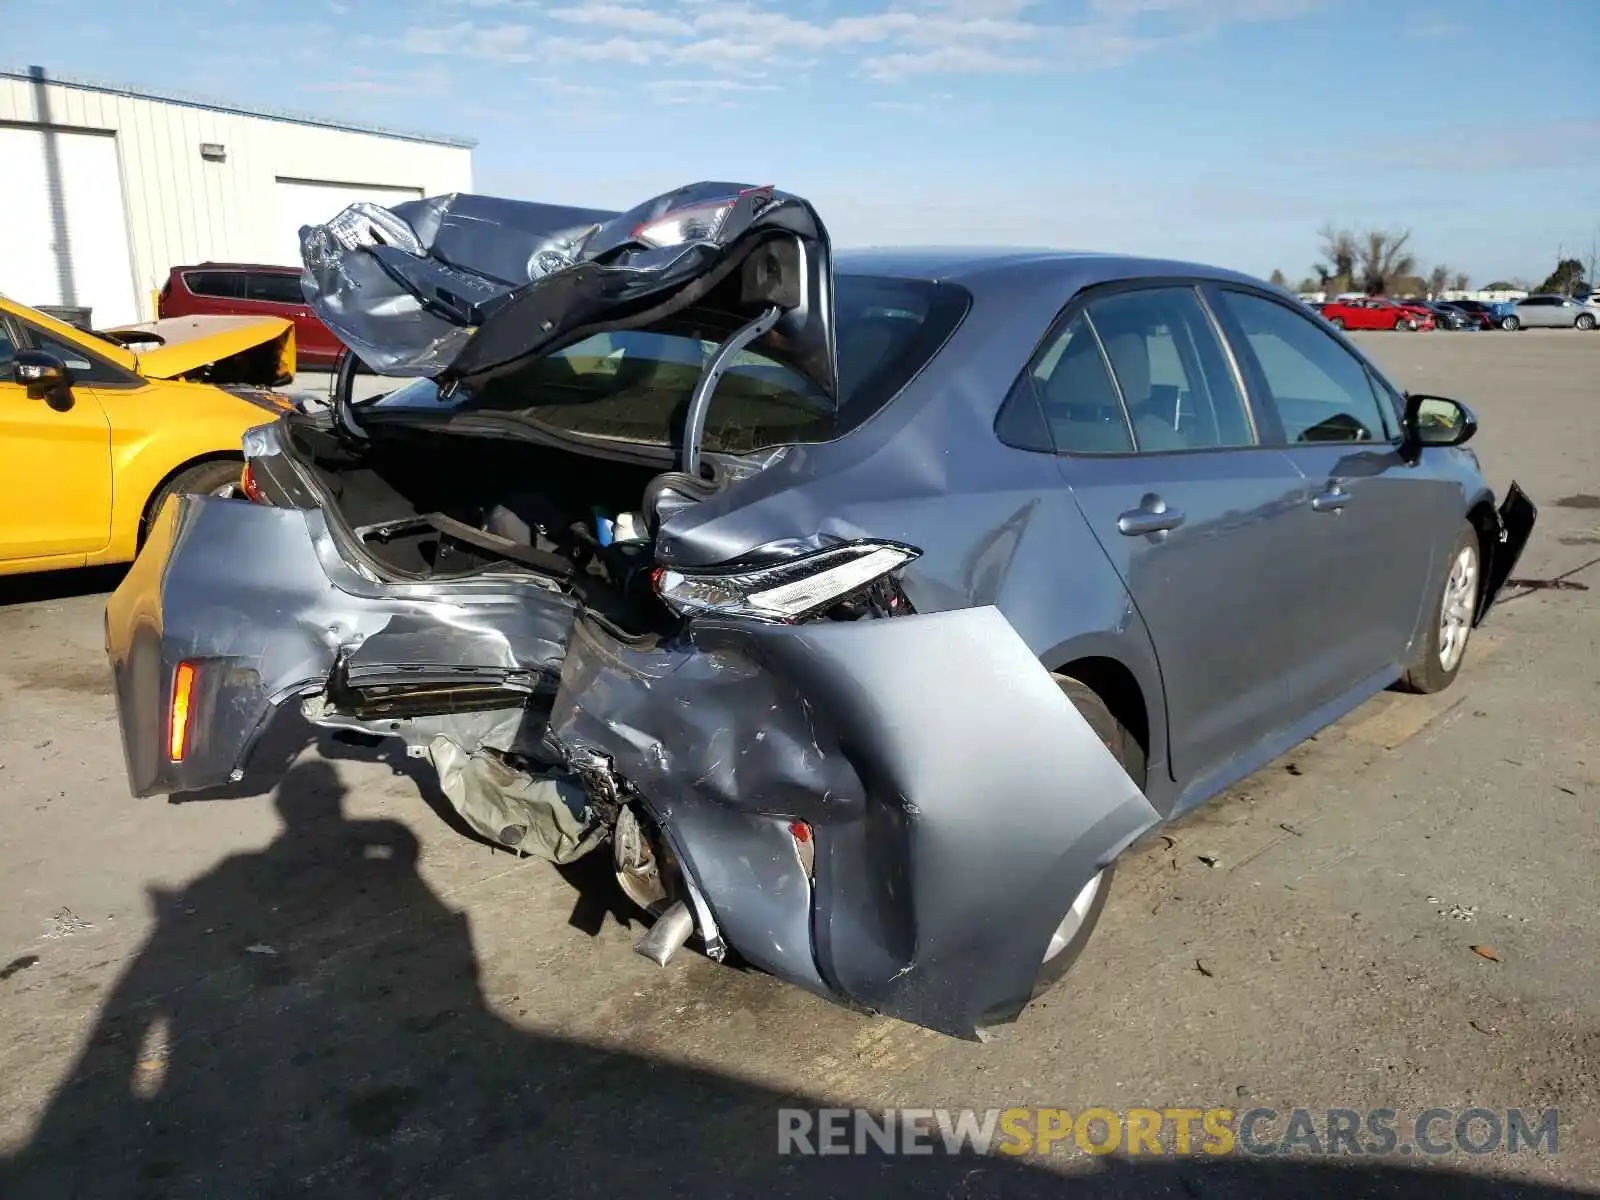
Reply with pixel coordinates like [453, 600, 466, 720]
[550, 606, 1160, 1039]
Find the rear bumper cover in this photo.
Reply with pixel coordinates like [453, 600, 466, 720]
[107, 495, 1158, 1038]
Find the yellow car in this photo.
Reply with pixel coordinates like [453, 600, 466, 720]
[0, 296, 299, 576]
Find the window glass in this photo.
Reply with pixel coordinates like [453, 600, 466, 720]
[1218, 290, 1394, 444]
[184, 271, 244, 299]
[0, 320, 16, 370]
[372, 275, 970, 456]
[20, 322, 132, 385]
[1085, 287, 1255, 452]
[246, 272, 305, 305]
[1009, 312, 1132, 453]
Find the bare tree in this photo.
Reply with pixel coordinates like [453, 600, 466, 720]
[1451, 271, 1470, 291]
[1356, 228, 1415, 294]
[1427, 264, 1451, 297]
[1315, 224, 1357, 289]
[1269, 268, 1288, 288]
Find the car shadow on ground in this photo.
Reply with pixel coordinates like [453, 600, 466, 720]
[1, 760, 1590, 1199]
[0, 564, 128, 607]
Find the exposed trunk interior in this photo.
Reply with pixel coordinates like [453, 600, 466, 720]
[282, 418, 675, 635]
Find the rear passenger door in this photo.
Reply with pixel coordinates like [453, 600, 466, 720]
[1208, 286, 1444, 714]
[177, 269, 246, 318]
[246, 271, 333, 362]
[1033, 284, 1311, 795]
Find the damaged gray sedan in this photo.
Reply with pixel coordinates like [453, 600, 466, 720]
[105, 182, 1536, 1040]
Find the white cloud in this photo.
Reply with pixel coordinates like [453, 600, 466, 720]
[399, 0, 1319, 83]
[401, 22, 539, 61]
[547, 4, 697, 37]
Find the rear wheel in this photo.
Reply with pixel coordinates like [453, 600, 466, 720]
[1330, 316, 1346, 329]
[1397, 523, 1480, 694]
[138, 460, 245, 547]
[1501, 315, 1521, 331]
[1030, 676, 1146, 998]
[1576, 312, 1596, 331]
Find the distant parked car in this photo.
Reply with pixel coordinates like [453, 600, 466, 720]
[1505, 294, 1598, 331]
[159, 263, 345, 366]
[1414, 301, 1476, 331]
[1439, 299, 1514, 331]
[1318, 296, 1436, 331]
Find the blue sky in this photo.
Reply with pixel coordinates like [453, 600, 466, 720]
[11, 0, 1599, 285]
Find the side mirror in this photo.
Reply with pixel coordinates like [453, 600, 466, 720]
[1401, 392, 1477, 461]
[12, 350, 71, 397]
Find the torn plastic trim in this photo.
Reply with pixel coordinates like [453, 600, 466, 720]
[1476, 481, 1537, 625]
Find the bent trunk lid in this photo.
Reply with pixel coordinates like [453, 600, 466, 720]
[299, 182, 837, 407]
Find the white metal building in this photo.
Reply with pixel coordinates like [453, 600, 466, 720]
[0, 66, 474, 326]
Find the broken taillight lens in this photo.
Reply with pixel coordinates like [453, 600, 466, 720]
[633, 200, 738, 249]
[631, 186, 773, 250]
[653, 540, 919, 623]
[238, 462, 265, 504]
[169, 661, 198, 762]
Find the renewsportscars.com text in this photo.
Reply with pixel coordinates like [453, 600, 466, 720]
[777, 1107, 1560, 1158]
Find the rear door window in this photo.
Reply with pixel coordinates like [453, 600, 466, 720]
[246, 273, 305, 305]
[998, 312, 1132, 454]
[183, 271, 245, 299]
[1215, 290, 1397, 443]
[1084, 287, 1256, 452]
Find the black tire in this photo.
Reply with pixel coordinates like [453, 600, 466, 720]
[1576, 312, 1596, 331]
[1030, 676, 1147, 998]
[1501, 315, 1520, 331]
[1330, 316, 1346, 329]
[1396, 522, 1480, 694]
[1394, 317, 1410, 331]
[138, 459, 245, 547]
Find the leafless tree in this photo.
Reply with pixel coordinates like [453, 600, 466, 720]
[1428, 265, 1451, 297]
[1451, 271, 1470, 291]
[1269, 268, 1288, 288]
[1356, 228, 1415, 294]
[1314, 224, 1358, 289]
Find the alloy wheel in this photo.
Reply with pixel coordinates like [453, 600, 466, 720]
[1438, 544, 1479, 672]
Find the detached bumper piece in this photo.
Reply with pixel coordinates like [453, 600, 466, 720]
[1477, 481, 1537, 624]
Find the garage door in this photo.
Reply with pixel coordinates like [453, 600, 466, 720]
[275, 178, 425, 267]
[0, 126, 140, 327]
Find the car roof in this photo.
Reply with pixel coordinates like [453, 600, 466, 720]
[172, 263, 299, 274]
[833, 246, 1272, 294]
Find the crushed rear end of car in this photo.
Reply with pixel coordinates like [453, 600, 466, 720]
[105, 182, 1159, 1039]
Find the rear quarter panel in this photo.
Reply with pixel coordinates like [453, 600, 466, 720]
[91, 381, 266, 564]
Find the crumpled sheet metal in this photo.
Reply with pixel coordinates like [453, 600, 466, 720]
[426, 735, 603, 862]
[548, 606, 1162, 1039]
[299, 194, 618, 376]
[298, 181, 836, 393]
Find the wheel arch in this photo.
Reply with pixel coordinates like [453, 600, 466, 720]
[1465, 493, 1502, 620]
[138, 451, 244, 546]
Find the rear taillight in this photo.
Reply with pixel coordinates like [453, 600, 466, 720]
[169, 661, 197, 761]
[239, 462, 266, 504]
[788, 820, 814, 877]
[652, 540, 919, 623]
[631, 185, 774, 249]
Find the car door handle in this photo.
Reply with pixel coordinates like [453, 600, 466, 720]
[1311, 486, 1352, 512]
[1117, 497, 1186, 536]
